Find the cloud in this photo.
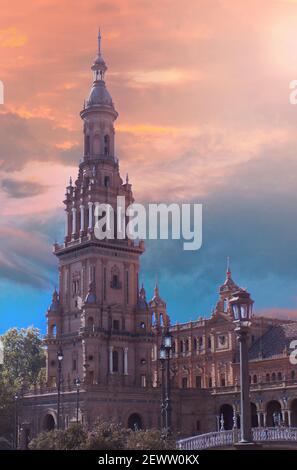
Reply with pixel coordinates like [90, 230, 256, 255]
[0, 28, 27, 48]
[1, 178, 47, 198]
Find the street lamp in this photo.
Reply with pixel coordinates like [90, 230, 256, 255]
[14, 394, 19, 449]
[229, 289, 254, 444]
[159, 344, 166, 431]
[57, 347, 64, 430]
[74, 377, 81, 423]
[164, 330, 173, 434]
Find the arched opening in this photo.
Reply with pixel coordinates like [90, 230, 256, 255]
[93, 135, 100, 155]
[112, 350, 119, 373]
[291, 399, 297, 426]
[219, 404, 233, 430]
[104, 135, 110, 156]
[128, 413, 142, 431]
[87, 316, 94, 328]
[251, 402, 258, 427]
[253, 374, 258, 384]
[50, 324, 56, 337]
[266, 400, 282, 427]
[43, 413, 55, 431]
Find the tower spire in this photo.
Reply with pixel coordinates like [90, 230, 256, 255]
[226, 256, 231, 278]
[98, 28, 101, 56]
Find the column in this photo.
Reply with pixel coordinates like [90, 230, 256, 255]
[72, 207, 77, 235]
[124, 348, 128, 375]
[80, 205, 85, 233]
[65, 210, 69, 237]
[263, 412, 267, 427]
[288, 410, 292, 427]
[109, 346, 113, 374]
[88, 202, 93, 230]
[257, 412, 262, 427]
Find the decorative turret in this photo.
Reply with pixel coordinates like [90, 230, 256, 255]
[149, 282, 170, 328]
[137, 283, 147, 310]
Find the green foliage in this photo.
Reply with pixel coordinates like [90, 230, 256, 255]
[83, 419, 131, 450]
[29, 424, 87, 450]
[29, 419, 176, 450]
[0, 327, 45, 443]
[126, 429, 176, 450]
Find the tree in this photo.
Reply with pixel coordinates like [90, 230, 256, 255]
[126, 429, 176, 450]
[29, 424, 87, 450]
[0, 327, 45, 444]
[83, 419, 131, 450]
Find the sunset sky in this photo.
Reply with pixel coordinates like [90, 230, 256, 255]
[1, 0, 297, 332]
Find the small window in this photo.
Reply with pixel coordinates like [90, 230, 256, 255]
[104, 176, 110, 187]
[85, 135, 90, 156]
[253, 374, 258, 384]
[112, 350, 119, 373]
[221, 375, 226, 387]
[185, 339, 189, 352]
[193, 338, 197, 350]
[196, 375, 202, 388]
[277, 372, 282, 381]
[196, 420, 200, 431]
[180, 340, 184, 353]
[140, 374, 147, 388]
[266, 373, 270, 383]
[207, 337, 212, 349]
[104, 135, 110, 156]
[88, 355, 94, 361]
[208, 377, 212, 388]
[111, 274, 120, 289]
[182, 377, 188, 389]
[271, 372, 276, 381]
[72, 359, 77, 371]
[291, 370, 295, 380]
[113, 319, 120, 330]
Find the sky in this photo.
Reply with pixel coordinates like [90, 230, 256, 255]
[1, 0, 297, 332]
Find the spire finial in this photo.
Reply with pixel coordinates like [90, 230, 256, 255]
[226, 256, 231, 278]
[69, 176, 72, 187]
[126, 173, 129, 184]
[98, 28, 101, 55]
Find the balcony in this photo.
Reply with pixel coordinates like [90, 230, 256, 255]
[177, 427, 297, 450]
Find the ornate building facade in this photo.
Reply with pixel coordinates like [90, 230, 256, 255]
[20, 36, 297, 446]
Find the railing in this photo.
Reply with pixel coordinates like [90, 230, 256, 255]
[177, 427, 297, 450]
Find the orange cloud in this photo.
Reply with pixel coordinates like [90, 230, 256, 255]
[0, 27, 27, 47]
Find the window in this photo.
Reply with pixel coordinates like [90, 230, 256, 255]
[220, 375, 226, 387]
[198, 337, 203, 349]
[140, 374, 147, 388]
[266, 373, 270, 383]
[111, 274, 120, 289]
[271, 372, 276, 381]
[85, 135, 90, 156]
[208, 377, 212, 388]
[182, 377, 188, 389]
[277, 372, 282, 381]
[196, 420, 200, 432]
[207, 337, 212, 349]
[291, 370, 295, 380]
[112, 350, 119, 373]
[193, 338, 197, 350]
[88, 371, 94, 384]
[72, 359, 77, 371]
[104, 176, 110, 187]
[113, 319, 120, 330]
[180, 341, 184, 353]
[253, 374, 258, 384]
[223, 298, 228, 312]
[185, 339, 189, 352]
[196, 375, 202, 388]
[104, 135, 110, 156]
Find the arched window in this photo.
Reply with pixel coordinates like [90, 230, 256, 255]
[266, 373, 270, 383]
[198, 337, 203, 349]
[193, 338, 197, 350]
[291, 370, 295, 380]
[277, 372, 282, 381]
[271, 372, 276, 381]
[87, 316, 94, 328]
[104, 135, 110, 156]
[93, 135, 100, 155]
[223, 298, 228, 312]
[207, 337, 212, 349]
[85, 135, 90, 156]
[112, 350, 119, 373]
[253, 374, 258, 384]
[50, 324, 57, 337]
[185, 339, 189, 352]
[180, 340, 184, 353]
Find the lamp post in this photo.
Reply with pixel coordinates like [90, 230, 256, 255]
[14, 394, 18, 449]
[229, 289, 254, 444]
[57, 348, 64, 430]
[159, 329, 173, 436]
[74, 377, 81, 423]
[159, 344, 166, 431]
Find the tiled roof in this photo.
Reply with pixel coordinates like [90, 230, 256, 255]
[248, 322, 297, 360]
